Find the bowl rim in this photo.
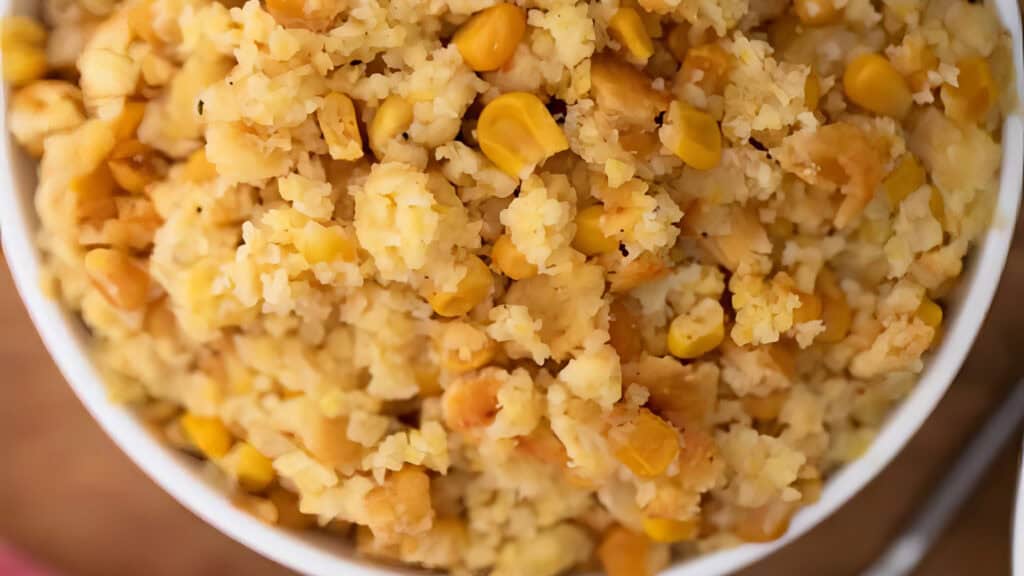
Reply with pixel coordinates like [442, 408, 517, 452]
[0, 0, 1022, 572]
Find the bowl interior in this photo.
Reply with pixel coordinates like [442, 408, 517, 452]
[0, 0, 1022, 573]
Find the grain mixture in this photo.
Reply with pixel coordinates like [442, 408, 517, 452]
[1, 0, 1014, 570]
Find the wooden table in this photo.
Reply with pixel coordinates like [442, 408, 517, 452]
[1, 230, 1022, 575]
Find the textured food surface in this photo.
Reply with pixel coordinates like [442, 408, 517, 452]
[1, 0, 1014, 572]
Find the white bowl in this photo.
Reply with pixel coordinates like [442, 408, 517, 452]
[1, 0, 1022, 572]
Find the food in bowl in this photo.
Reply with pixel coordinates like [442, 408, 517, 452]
[1, 0, 1015, 571]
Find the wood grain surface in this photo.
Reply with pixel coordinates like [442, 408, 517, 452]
[1, 226, 1022, 576]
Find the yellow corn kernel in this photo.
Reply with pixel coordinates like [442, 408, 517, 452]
[3, 45, 47, 86]
[268, 486, 317, 529]
[916, 296, 942, 328]
[107, 139, 159, 194]
[680, 43, 731, 94]
[599, 526, 652, 576]
[453, 3, 526, 72]
[642, 516, 699, 543]
[1, 16, 46, 48]
[734, 501, 796, 543]
[265, 0, 337, 30]
[368, 95, 413, 156]
[883, 154, 926, 207]
[608, 409, 680, 478]
[573, 204, 618, 256]
[429, 255, 493, 317]
[492, 234, 537, 279]
[232, 442, 275, 492]
[295, 222, 358, 263]
[317, 92, 364, 161]
[741, 390, 788, 421]
[817, 269, 851, 344]
[1, 16, 47, 86]
[794, 0, 840, 26]
[661, 101, 722, 170]
[666, 24, 690, 62]
[667, 298, 725, 359]
[109, 101, 147, 141]
[180, 413, 233, 459]
[477, 92, 569, 177]
[183, 148, 219, 182]
[793, 291, 823, 324]
[71, 165, 117, 221]
[84, 248, 151, 310]
[929, 188, 946, 228]
[941, 57, 997, 124]
[804, 71, 821, 110]
[843, 53, 913, 119]
[609, 7, 654, 61]
[857, 218, 892, 245]
[440, 340, 496, 374]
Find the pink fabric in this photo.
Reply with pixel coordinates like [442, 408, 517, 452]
[0, 543, 60, 576]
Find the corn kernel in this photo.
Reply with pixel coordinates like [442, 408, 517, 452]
[666, 24, 690, 62]
[318, 92, 364, 161]
[107, 139, 160, 194]
[183, 148, 219, 182]
[369, 95, 413, 156]
[817, 268, 851, 344]
[667, 299, 725, 359]
[598, 526, 653, 576]
[642, 516, 699, 543]
[429, 255, 493, 317]
[232, 442, 275, 492]
[180, 413, 232, 459]
[109, 101, 147, 141]
[680, 43, 731, 95]
[365, 467, 434, 539]
[734, 501, 795, 542]
[930, 188, 946, 228]
[857, 218, 892, 245]
[440, 341, 496, 374]
[941, 57, 997, 124]
[916, 296, 942, 328]
[884, 154, 926, 208]
[573, 204, 619, 256]
[84, 248, 151, 310]
[477, 92, 569, 178]
[268, 486, 317, 529]
[453, 3, 526, 72]
[590, 53, 670, 128]
[804, 71, 821, 110]
[492, 234, 537, 279]
[265, 0, 338, 30]
[609, 7, 654, 61]
[71, 165, 117, 221]
[793, 291, 823, 324]
[741, 390, 788, 421]
[661, 101, 722, 170]
[843, 53, 913, 119]
[3, 45, 47, 86]
[608, 408, 680, 478]
[1, 16, 47, 87]
[295, 222, 358, 263]
[794, 0, 840, 26]
[442, 369, 503, 431]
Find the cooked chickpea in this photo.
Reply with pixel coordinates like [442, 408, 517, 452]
[369, 95, 414, 156]
[318, 92, 364, 160]
[590, 53, 671, 128]
[8, 80, 85, 156]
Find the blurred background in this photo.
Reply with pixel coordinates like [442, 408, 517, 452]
[1, 227, 1022, 575]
